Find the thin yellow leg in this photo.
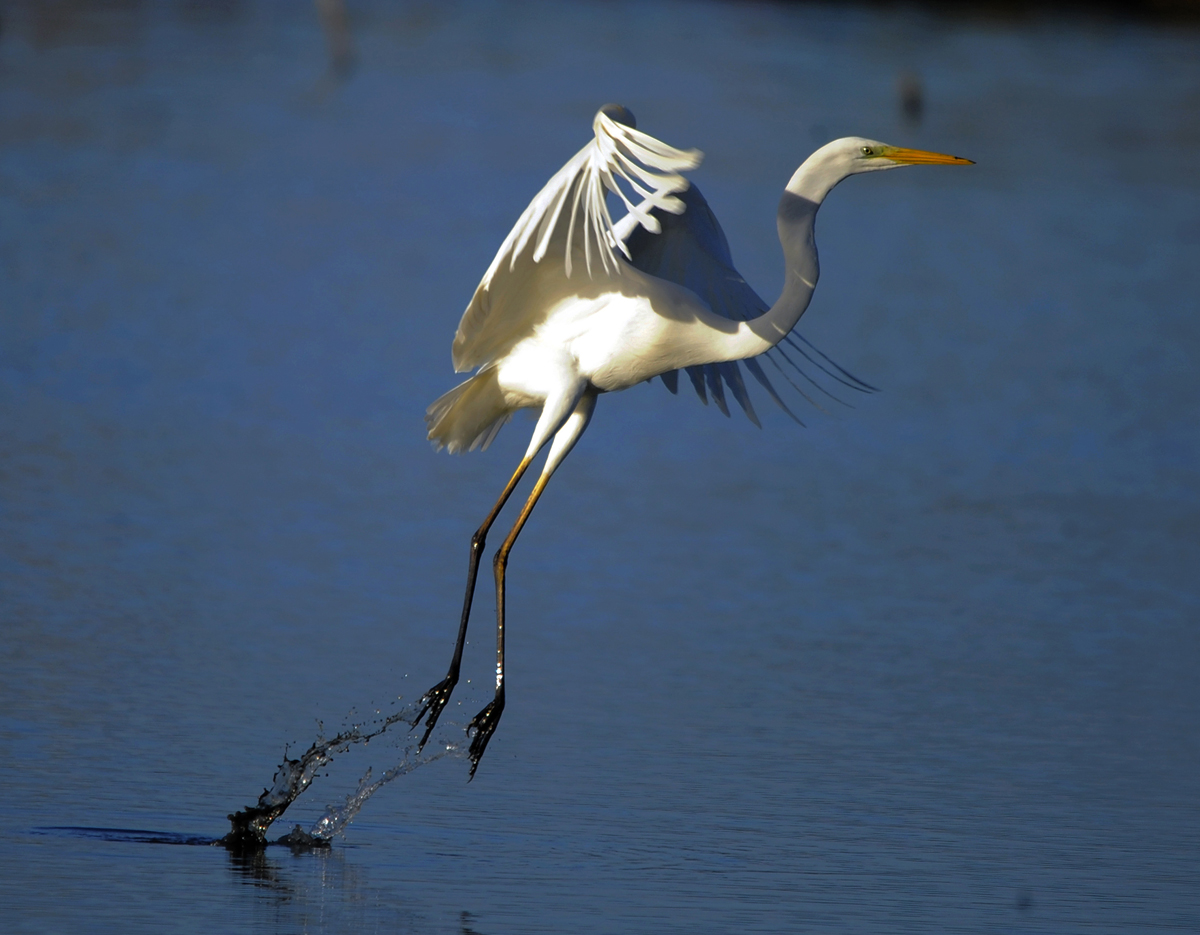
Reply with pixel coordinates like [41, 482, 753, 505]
[413, 454, 534, 750]
[465, 470, 554, 777]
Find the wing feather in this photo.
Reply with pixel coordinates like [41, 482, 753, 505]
[452, 111, 702, 373]
[717, 360, 760, 428]
[625, 182, 873, 425]
[705, 364, 730, 417]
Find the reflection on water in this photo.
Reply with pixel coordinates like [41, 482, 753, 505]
[225, 842, 425, 934]
[3, 0, 1199, 933]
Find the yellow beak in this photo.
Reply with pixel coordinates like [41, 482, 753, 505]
[884, 147, 974, 165]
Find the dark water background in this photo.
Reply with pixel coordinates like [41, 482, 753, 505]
[2, 1, 1198, 932]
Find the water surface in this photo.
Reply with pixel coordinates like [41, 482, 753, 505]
[2, 2, 1198, 933]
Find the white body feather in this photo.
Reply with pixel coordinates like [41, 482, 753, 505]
[426, 112, 961, 456]
[430, 110, 710, 454]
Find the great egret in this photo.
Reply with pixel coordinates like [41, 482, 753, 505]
[414, 104, 971, 776]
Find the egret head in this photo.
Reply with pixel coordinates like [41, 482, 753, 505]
[787, 136, 972, 200]
[828, 136, 974, 175]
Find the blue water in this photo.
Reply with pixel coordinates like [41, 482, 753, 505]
[2, 1, 1198, 932]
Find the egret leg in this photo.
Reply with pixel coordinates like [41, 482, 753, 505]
[467, 390, 597, 777]
[412, 454, 534, 750]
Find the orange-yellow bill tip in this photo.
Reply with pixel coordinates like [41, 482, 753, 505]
[885, 147, 974, 165]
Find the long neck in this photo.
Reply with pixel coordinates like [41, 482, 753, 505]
[715, 151, 849, 361]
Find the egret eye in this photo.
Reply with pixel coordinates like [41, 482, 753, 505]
[861, 146, 873, 156]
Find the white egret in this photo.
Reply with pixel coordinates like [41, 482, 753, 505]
[413, 104, 971, 775]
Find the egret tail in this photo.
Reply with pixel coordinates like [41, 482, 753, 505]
[426, 366, 511, 454]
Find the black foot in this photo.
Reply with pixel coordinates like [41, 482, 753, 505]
[466, 692, 505, 779]
[412, 675, 456, 751]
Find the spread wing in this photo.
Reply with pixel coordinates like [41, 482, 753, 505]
[451, 109, 703, 373]
[624, 183, 877, 427]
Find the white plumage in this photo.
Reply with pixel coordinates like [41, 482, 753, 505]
[429, 106, 703, 454]
[414, 105, 972, 776]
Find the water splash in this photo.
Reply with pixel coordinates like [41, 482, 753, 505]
[220, 699, 462, 850]
[309, 743, 457, 842]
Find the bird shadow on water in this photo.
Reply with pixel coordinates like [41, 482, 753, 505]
[33, 698, 466, 853]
